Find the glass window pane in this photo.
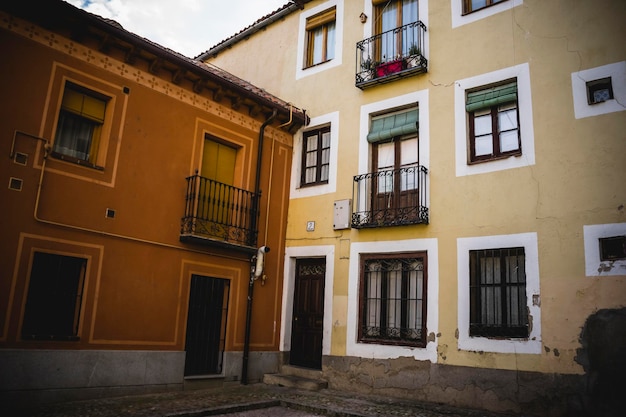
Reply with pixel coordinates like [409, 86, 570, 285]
[472, 0, 488, 10]
[312, 27, 323, 65]
[500, 130, 519, 152]
[498, 107, 518, 131]
[377, 142, 395, 169]
[475, 134, 493, 156]
[400, 138, 418, 165]
[326, 22, 336, 60]
[474, 113, 492, 136]
[305, 167, 316, 183]
[306, 135, 318, 151]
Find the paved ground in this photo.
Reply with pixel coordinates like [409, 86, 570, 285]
[7, 383, 525, 417]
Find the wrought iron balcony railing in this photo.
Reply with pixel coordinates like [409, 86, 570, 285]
[181, 174, 258, 248]
[352, 165, 428, 228]
[356, 20, 427, 89]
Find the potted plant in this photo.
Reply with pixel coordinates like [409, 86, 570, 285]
[360, 56, 376, 82]
[376, 57, 404, 77]
[405, 44, 421, 68]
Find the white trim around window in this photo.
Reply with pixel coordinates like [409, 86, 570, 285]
[451, 0, 523, 28]
[571, 61, 626, 119]
[455, 62, 535, 177]
[347, 238, 439, 362]
[291, 112, 339, 198]
[457, 232, 542, 354]
[583, 222, 626, 277]
[281, 245, 335, 355]
[296, 0, 344, 80]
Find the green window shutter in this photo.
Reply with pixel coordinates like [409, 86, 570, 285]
[466, 82, 517, 112]
[367, 108, 419, 143]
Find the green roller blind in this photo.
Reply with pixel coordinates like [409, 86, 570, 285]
[466, 82, 517, 112]
[367, 108, 418, 143]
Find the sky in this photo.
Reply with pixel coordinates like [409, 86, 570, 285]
[66, 0, 289, 58]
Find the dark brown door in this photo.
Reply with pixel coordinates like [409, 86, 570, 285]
[290, 258, 325, 369]
[184, 275, 230, 376]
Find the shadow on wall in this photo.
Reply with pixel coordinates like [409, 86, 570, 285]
[574, 307, 626, 417]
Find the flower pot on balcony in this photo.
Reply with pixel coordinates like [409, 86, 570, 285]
[376, 59, 404, 77]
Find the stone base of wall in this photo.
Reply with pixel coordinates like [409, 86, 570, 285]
[322, 355, 584, 417]
[0, 349, 185, 408]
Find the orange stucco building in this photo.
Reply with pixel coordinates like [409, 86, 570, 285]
[0, 0, 307, 405]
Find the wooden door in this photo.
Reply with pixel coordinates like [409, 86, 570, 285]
[290, 258, 325, 369]
[184, 275, 230, 376]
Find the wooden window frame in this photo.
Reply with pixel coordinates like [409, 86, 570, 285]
[305, 7, 336, 68]
[300, 126, 331, 187]
[469, 247, 529, 339]
[462, 0, 508, 15]
[358, 251, 427, 347]
[467, 82, 521, 164]
[52, 81, 109, 170]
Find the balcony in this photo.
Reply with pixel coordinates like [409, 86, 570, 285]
[352, 165, 428, 228]
[356, 21, 427, 89]
[180, 174, 258, 250]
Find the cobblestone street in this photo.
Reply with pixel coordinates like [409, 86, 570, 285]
[6, 383, 525, 417]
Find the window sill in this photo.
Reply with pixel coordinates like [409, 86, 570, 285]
[303, 59, 333, 70]
[50, 152, 104, 171]
[468, 151, 522, 165]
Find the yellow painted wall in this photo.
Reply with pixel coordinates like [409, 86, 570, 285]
[206, 0, 626, 378]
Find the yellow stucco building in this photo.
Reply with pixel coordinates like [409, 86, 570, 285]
[201, 0, 626, 415]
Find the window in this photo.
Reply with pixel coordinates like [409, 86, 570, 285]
[469, 247, 528, 338]
[599, 236, 626, 261]
[305, 7, 336, 67]
[359, 252, 427, 347]
[467, 80, 520, 163]
[462, 0, 507, 14]
[22, 252, 87, 340]
[374, 0, 419, 61]
[53, 82, 109, 167]
[586, 77, 614, 105]
[369, 108, 422, 224]
[301, 126, 331, 187]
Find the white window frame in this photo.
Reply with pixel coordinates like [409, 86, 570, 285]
[296, 0, 344, 80]
[457, 232, 542, 354]
[571, 61, 626, 119]
[291, 112, 339, 198]
[451, 0, 523, 28]
[583, 223, 626, 277]
[347, 238, 439, 362]
[455, 63, 535, 177]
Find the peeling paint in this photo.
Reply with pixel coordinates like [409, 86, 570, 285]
[427, 332, 436, 343]
[455, 328, 459, 339]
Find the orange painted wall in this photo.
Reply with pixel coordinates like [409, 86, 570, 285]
[0, 24, 291, 354]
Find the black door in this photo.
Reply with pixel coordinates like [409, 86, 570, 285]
[290, 258, 325, 369]
[184, 275, 230, 376]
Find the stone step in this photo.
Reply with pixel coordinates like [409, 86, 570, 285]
[263, 370, 328, 391]
[280, 365, 323, 380]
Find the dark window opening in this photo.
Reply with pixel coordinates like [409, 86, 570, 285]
[469, 247, 528, 338]
[599, 236, 626, 261]
[22, 252, 87, 340]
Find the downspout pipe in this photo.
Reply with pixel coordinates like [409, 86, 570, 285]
[241, 110, 276, 385]
[248, 109, 277, 247]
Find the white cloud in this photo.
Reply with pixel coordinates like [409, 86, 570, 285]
[65, 0, 288, 57]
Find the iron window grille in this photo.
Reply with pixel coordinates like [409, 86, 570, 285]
[359, 252, 427, 347]
[469, 247, 529, 338]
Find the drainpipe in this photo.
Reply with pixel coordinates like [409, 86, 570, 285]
[248, 109, 277, 247]
[241, 245, 270, 384]
[241, 109, 277, 384]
